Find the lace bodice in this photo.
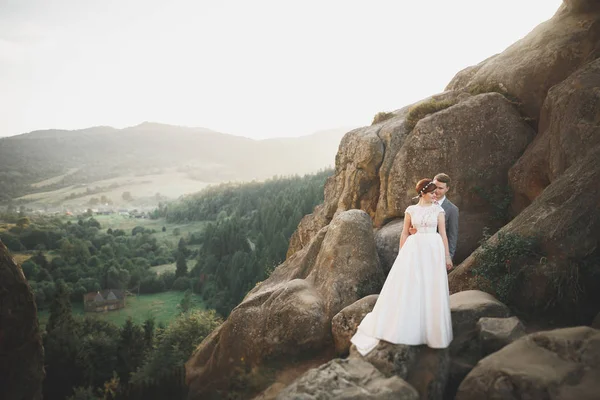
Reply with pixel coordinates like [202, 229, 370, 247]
[405, 204, 445, 233]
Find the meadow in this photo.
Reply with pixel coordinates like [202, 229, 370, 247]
[38, 290, 204, 328]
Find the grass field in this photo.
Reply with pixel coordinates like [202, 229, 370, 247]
[38, 291, 204, 328]
[90, 214, 207, 246]
[151, 262, 174, 275]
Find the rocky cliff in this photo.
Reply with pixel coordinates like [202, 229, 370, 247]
[0, 240, 45, 400]
[186, 1, 600, 398]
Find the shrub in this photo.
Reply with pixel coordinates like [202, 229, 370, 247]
[371, 111, 395, 125]
[471, 230, 540, 304]
[405, 98, 458, 131]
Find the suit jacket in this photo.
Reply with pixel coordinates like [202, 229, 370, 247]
[440, 198, 459, 259]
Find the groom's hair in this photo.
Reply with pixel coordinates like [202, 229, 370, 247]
[434, 173, 451, 187]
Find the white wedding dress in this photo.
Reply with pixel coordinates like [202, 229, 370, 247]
[351, 203, 453, 355]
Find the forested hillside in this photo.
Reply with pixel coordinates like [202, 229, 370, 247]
[0, 169, 332, 398]
[154, 169, 332, 314]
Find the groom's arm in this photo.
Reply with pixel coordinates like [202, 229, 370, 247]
[448, 206, 459, 259]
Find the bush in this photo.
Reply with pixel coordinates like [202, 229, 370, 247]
[471, 230, 540, 304]
[172, 277, 192, 291]
[131, 309, 222, 384]
[371, 111, 395, 125]
[405, 98, 458, 131]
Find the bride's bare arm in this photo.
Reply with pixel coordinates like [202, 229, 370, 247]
[399, 213, 412, 249]
[438, 214, 453, 270]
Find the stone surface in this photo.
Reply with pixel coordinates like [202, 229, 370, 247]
[446, 290, 512, 399]
[456, 327, 600, 400]
[186, 210, 385, 398]
[331, 295, 378, 356]
[275, 358, 419, 400]
[509, 57, 600, 212]
[477, 316, 527, 356]
[449, 144, 600, 323]
[0, 240, 44, 400]
[349, 341, 450, 400]
[374, 219, 403, 275]
[447, 3, 600, 125]
[592, 312, 600, 329]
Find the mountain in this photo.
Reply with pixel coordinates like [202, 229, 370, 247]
[186, 1, 600, 399]
[0, 122, 352, 209]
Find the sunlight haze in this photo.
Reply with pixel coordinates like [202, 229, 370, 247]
[1, 0, 562, 139]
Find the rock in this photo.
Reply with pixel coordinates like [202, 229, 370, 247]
[450, 291, 513, 356]
[509, 57, 600, 212]
[456, 326, 600, 400]
[449, 144, 600, 324]
[374, 219, 403, 275]
[348, 342, 450, 400]
[0, 240, 44, 400]
[331, 295, 378, 356]
[477, 316, 527, 356]
[374, 92, 534, 263]
[275, 358, 419, 400]
[186, 210, 384, 398]
[349, 342, 419, 380]
[446, 290, 512, 399]
[447, 3, 600, 125]
[592, 312, 600, 329]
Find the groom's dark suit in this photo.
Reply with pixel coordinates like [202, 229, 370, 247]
[439, 198, 459, 260]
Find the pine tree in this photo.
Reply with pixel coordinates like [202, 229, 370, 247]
[176, 252, 188, 278]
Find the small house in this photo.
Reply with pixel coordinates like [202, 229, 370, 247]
[83, 289, 126, 312]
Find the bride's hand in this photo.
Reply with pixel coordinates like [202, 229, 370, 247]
[446, 256, 453, 271]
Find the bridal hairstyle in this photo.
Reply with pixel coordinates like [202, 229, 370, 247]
[415, 179, 436, 197]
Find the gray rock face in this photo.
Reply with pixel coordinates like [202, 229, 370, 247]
[447, 3, 600, 125]
[186, 210, 385, 398]
[446, 291, 512, 399]
[510, 57, 600, 211]
[331, 295, 379, 356]
[0, 240, 44, 400]
[592, 312, 600, 329]
[477, 316, 527, 356]
[456, 327, 600, 400]
[275, 358, 419, 400]
[450, 143, 600, 323]
[348, 342, 450, 400]
[374, 219, 403, 275]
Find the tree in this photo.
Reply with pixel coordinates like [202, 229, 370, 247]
[43, 282, 83, 399]
[116, 318, 145, 384]
[178, 289, 192, 314]
[122, 191, 133, 201]
[131, 310, 222, 384]
[175, 252, 188, 278]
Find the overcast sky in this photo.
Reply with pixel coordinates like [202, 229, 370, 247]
[1, 0, 562, 139]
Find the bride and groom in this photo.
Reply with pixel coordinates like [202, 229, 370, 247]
[351, 173, 459, 355]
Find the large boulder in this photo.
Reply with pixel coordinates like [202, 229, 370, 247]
[446, 1, 600, 126]
[446, 291, 512, 399]
[374, 92, 534, 262]
[510, 57, 600, 211]
[331, 295, 379, 356]
[289, 91, 534, 265]
[374, 219, 403, 275]
[186, 210, 385, 398]
[349, 342, 450, 400]
[275, 358, 419, 400]
[477, 316, 527, 356]
[449, 143, 600, 324]
[456, 326, 600, 400]
[0, 240, 45, 400]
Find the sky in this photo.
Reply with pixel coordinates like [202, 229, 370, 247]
[0, 0, 563, 139]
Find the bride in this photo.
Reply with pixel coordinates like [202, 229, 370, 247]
[351, 178, 453, 355]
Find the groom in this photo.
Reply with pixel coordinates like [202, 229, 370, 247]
[409, 173, 459, 260]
